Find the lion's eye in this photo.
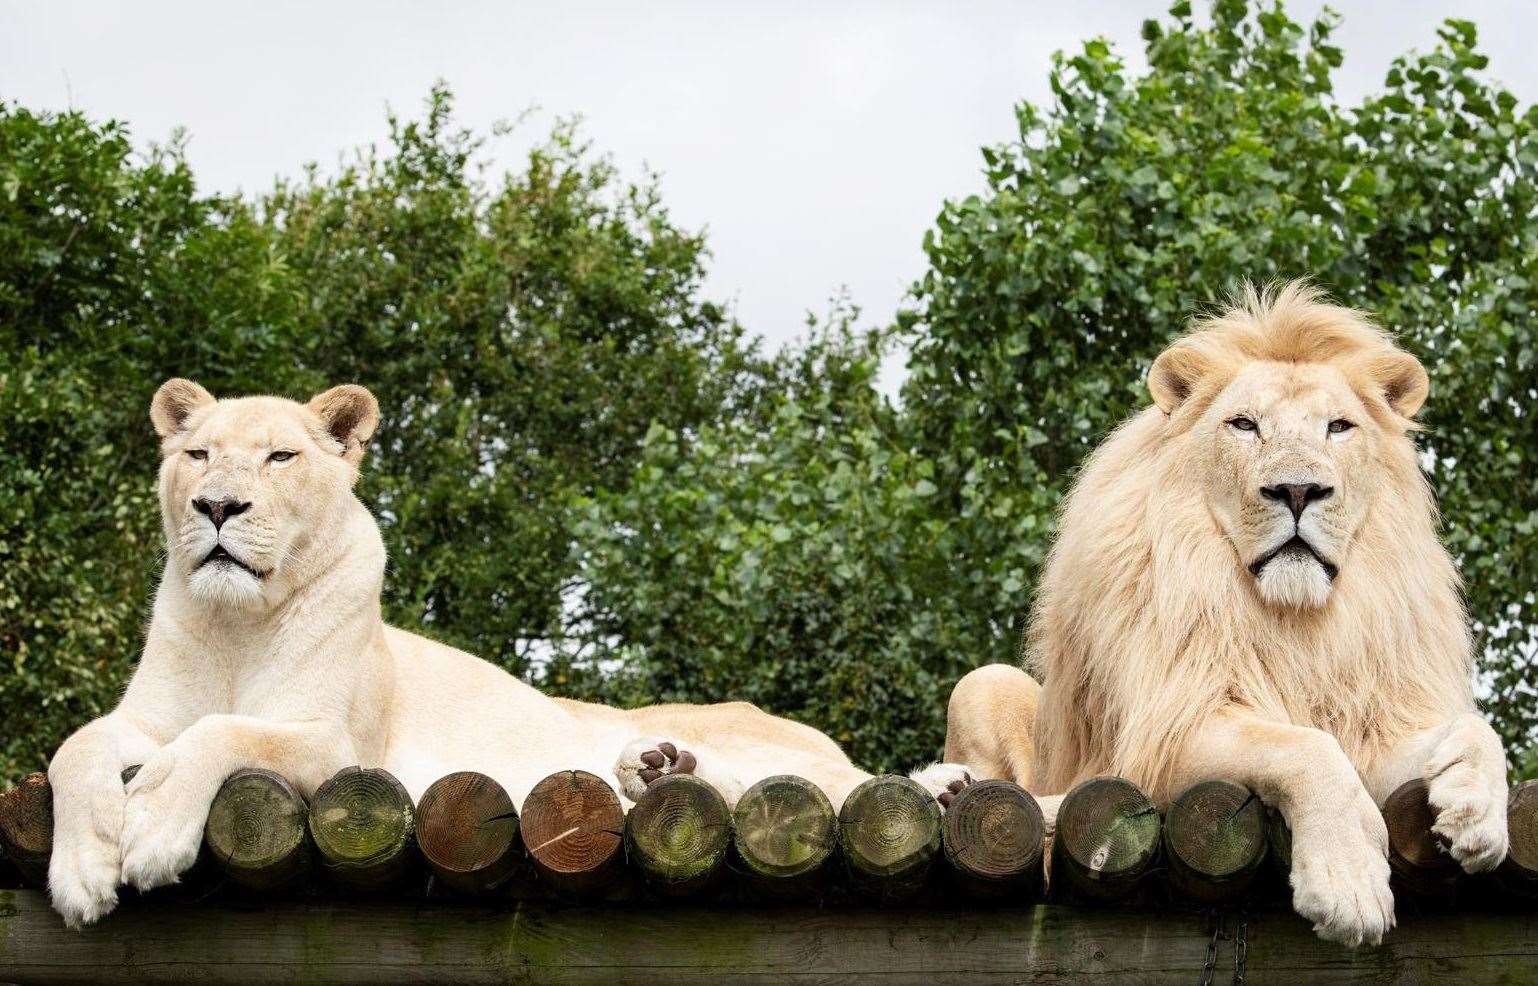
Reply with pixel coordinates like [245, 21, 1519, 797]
[185, 449, 208, 461]
[1226, 416, 1258, 432]
[1328, 419, 1355, 434]
[268, 450, 297, 463]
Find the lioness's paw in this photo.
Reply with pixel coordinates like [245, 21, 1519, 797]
[48, 827, 121, 929]
[1289, 792, 1394, 947]
[1426, 731, 1509, 874]
[47, 770, 127, 928]
[908, 762, 974, 808]
[615, 737, 697, 802]
[118, 750, 209, 891]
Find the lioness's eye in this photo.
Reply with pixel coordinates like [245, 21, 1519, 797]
[1328, 419, 1355, 434]
[1226, 416, 1257, 432]
[269, 450, 297, 463]
[185, 449, 208, 461]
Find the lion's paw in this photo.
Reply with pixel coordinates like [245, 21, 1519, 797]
[615, 737, 697, 802]
[48, 826, 121, 929]
[908, 762, 974, 809]
[118, 749, 209, 892]
[1289, 792, 1395, 947]
[1425, 729, 1509, 874]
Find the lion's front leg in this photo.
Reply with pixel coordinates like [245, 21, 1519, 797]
[1369, 713, 1509, 874]
[1177, 711, 1394, 947]
[119, 715, 353, 891]
[47, 712, 161, 928]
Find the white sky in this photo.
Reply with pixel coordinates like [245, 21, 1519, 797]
[5, 1, 1537, 363]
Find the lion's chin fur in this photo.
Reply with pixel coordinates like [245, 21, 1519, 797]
[186, 563, 268, 610]
[1254, 553, 1334, 610]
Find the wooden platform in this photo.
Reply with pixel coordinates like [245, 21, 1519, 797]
[3, 889, 1537, 984]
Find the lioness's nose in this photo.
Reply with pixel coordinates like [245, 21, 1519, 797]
[192, 497, 252, 530]
[1261, 482, 1333, 522]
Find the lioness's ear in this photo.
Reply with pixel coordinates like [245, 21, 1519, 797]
[307, 384, 379, 465]
[150, 378, 216, 438]
[1365, 350, 1429, 419]
[1147, 342, 1214, 414]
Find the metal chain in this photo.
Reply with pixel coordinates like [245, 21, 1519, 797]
[1231, 910, 1249, 986]
[1198, 910, 1223, 986]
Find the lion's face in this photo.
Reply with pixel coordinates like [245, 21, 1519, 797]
[1195, 361, 1381, 609]
[149, 379, 379, 610]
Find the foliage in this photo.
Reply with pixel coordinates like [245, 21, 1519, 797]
[0, 88, 755, 778]
[897, 0, 1538, 770]
[3, 2, 1535, 781]
[561, 322, 973, 771]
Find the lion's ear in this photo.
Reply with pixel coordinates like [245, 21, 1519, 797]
[1147, 342, 1214, 414]
[150, 378, 216, 438]
[307, 384, 380, 466]
[1365, 350, 1429, 419]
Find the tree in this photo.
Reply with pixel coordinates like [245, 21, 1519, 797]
[899, 0, 1538, 769]
[564, 321, 977, 772]
[0, 88, 759, 778]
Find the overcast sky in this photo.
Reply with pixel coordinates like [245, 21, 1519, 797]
[5, 1, 1537, 363]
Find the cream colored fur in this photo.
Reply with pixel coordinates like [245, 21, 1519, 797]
[946, 283, 1508, 946]
[46, 380, 970, 928]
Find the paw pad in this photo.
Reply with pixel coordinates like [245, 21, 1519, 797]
[637, 741, 697, 786]
[936, 771, 973, 809]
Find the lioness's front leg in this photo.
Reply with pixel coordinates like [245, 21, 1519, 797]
[1177, 711, 1394, 947]
[119, 715, 354, 890]
[47, 712, 161, 928]
[1367, 713, 1508, 874]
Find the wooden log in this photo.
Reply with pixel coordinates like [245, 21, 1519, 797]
[625, 773, 732, 896]
[0, 772, 52, 888]
[307, 766, 417, 891]
[1383, 777, 1459, 899]
[731, 774, 838, 897]
[941, 779, 1044, 901]
[520, 769, 624, 899]
[1050, 776, 1161, 902]
[838, 774, 942, 903]
[1496, 779, 1538, 899]
[1161, 779, 1267, 905]
[203, 768, 311, 892]
[415, 771, 525, 896]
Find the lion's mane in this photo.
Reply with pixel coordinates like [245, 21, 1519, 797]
[1028, 283, 1473, 800]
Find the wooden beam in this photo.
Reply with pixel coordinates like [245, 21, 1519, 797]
[3, 889, 1537, 985]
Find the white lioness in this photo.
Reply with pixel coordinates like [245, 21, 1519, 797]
[47, 379, 969, 927]
[945, 283, 1508, 946]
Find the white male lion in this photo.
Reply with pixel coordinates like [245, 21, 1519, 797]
[945, 283, 1508, 946]
[47, 379, 969, 927]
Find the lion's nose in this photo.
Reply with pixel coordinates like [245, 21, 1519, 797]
[1260, 482, 1333, 522]
[192, 497, 252, 530]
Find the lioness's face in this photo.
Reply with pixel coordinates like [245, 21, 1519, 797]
[1199, 362, 1381, 610]
[150, 379, 378, 609]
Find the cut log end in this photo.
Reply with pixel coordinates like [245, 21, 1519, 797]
[1497, 779, 1538, 896]
[520, 769, 623, 899]
[942, 779, 1044, 899]
[625, 773, 731, 895]
[838, 775, 942, 902]
[204, 768, 310, 892]
[307, 766, 416, 890]
[1052, 776, 1161, 900]
[732, 774, 837, 888]
[1383, 777, 1459, 896]
[0, 773, 53, 887]
[1162, 780, 1267, 904]
[416, 771, 523, 896]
